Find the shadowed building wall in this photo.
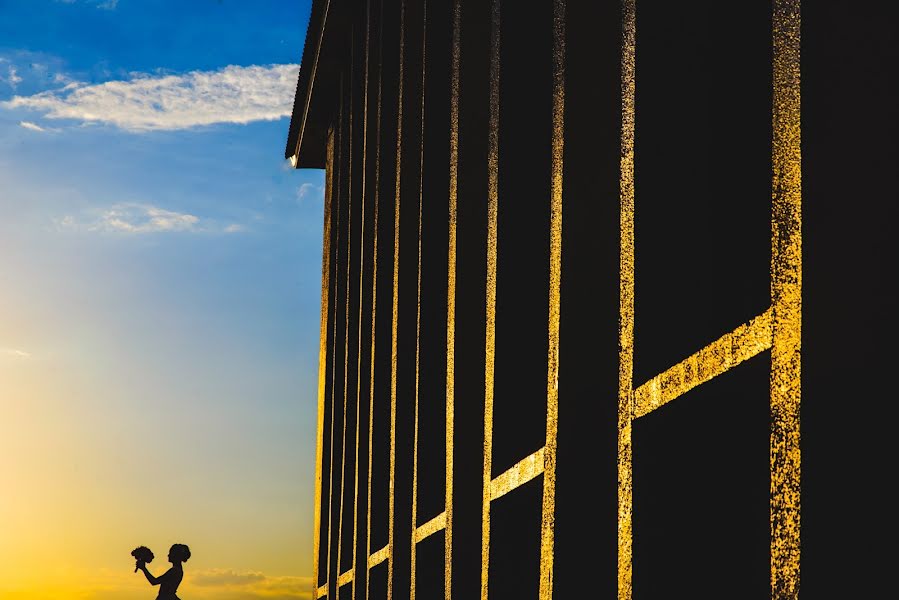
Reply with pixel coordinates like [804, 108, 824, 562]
[284, 1, 897, 598]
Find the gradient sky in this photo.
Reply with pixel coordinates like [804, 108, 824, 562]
[0, 1, 323, 599]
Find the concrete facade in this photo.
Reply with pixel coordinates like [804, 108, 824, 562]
[285, 1, 897, 598]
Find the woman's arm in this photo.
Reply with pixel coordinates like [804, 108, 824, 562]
[139, 564, 162, 586]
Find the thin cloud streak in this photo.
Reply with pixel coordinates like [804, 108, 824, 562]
[93, 203, 199, 233]
[191, 569, 268, 586]
[3, 63, 300, 132]
[55, 0, 120, 9]
[57, 203, 249, 235]
[187, 570, 313, 599]
[57, 203, 246, 235]
[19, 121, 56, 132]
[1, 347, 32, 359]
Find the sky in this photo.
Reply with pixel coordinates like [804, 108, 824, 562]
[0, 1, 323, 599]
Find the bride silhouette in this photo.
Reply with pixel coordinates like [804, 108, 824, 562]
[136, 543, 191, 599]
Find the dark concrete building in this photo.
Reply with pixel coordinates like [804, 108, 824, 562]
[285, 1, 896, 598]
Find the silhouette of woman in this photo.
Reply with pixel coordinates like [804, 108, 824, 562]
[136, 543, 190, 599]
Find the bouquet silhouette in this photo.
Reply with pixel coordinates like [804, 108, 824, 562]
[131, 546, 154, 572]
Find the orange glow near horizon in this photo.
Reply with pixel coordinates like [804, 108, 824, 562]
[1, 254, 317, 600]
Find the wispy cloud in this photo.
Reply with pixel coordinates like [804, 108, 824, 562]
[9, 67, 23, 88]
[187, 569, 313, 599]
[93, 203, 199, 233]
[192, 569, 268, 586]
[0, 50, 71, 97]
[59, 203, 199, 234]
[19, 120, 58, 133]
[296, 183, 323, 203]
[57, 203, 247, 235]
[2, 65, 23, 90]
[1, 347, 32, 359]
[56, 0, 120, 8]
[2, 63, 300, 132]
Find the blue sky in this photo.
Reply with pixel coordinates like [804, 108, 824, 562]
[0, 2, 323, 598]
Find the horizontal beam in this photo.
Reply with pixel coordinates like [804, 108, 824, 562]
[337, 568, 354, 587]
[414, 511, 446, 543]
[490, 446, 545, 501]
[368, 544, 389, 569]
[634, 307, 773, 419]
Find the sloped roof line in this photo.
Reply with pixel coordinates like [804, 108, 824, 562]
[284, 0, 332, 163]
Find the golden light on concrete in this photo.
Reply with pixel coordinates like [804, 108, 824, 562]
[616, 2, 802, 598]
[302, 1, 803, 598]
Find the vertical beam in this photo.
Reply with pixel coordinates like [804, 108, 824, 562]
[353, 2, 374, 597]
[539, 2, 564, 599]
[480, 0, 500, 597]
[337, 28, 358, 587]
[410, 2, 428, 598]
[445, 1, 461, 598]
[554, 0, 621, 596]
[328, 74, 348, 600]
[314, 124, 336, 600]
[451, 0, 489, 596]
[389, 1, 407, 597]
[366, 1, 386, 599]
[617, 0, 636, 598]
[770, 0, 801, 597]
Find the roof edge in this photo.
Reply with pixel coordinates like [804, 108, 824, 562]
[284, 0, 333, 167]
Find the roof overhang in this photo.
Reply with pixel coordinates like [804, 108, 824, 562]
[284, 0, 350, 168]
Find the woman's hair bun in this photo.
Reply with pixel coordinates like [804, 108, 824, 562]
[170, 543, 191, 562]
